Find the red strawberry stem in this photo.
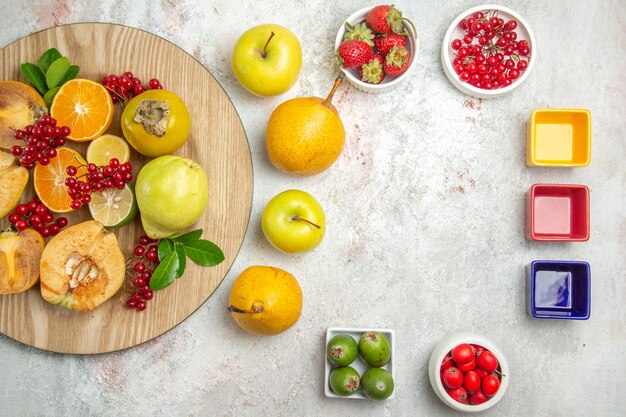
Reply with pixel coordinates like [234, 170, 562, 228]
[262, 32, 275, 58]
[402, 17, 417, 38]
[322, 72, 345, 108]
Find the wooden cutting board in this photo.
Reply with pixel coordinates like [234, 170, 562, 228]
[0, 23, 253, 354]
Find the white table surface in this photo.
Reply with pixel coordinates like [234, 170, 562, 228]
[1, 0, 624, 416]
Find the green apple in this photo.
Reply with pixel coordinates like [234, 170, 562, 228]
[232, 24, 302, 96]
[262, 189, 325, 254]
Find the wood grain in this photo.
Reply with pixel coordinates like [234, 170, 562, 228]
[0, 23, 253, 354]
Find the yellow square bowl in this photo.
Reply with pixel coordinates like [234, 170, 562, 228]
[526, 109, 592, 167]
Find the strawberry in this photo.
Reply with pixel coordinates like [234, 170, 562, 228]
[373, 33, 407, 57]
[383, 45, 410, 76]
[366, 4, 406, 35]
[358, 54, 385, 84]
[336, 40, 373, 69]
[343, 22, 375, 46]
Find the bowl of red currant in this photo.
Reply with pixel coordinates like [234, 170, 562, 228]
[441, 4, 536, 98]
[428, 332, 510, 412]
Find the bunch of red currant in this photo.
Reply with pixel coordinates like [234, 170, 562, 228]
[101, 71, 164, 104]
[8, 197, 68, 237]
[65, 158, 133, 210]
[450, 11, 531, 90]
[10, 115, 70, 169]
[125, 235, 160, 311]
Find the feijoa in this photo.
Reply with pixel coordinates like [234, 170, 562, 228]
[329, 366, 360, 396]
[358, 331, 391, 367]
[327, 334, 358, 366]
[361, 368, 394, 400]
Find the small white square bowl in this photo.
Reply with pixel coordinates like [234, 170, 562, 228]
[324, 327, 396, 400]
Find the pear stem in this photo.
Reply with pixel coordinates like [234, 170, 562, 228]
[262, 32, 275, 58]
[293, 216, 321, 229]
[228, 302, 264, 314]
[322, 72, 345, 108]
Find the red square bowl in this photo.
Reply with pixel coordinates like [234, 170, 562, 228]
[526, 184, 590, 241]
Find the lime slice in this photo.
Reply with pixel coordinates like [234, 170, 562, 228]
[88, 183, 137, 227]
[86, 134, 130, 166]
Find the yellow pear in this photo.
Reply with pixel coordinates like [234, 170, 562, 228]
[228, 266, 303, 336]
[266, 74, 345, 176]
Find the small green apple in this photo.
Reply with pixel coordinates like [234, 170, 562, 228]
[262, 189, 325, 254]
[232, 23, 302, 96]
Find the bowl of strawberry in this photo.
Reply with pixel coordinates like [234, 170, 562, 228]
[428, 332, 510, 412]
[335, 4, 418, 93]
[441, 4, 536, 98]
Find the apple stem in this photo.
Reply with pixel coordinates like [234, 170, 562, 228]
[322, 72, 345, 108]
[262, 31, 275, 59]
[293, 216, 321, 229]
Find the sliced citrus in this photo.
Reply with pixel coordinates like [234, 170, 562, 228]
[88, 183, 138, 227]
[50, 79, 114, 142]
[34, 147, 87, 213]
[86, 134, 131, 166]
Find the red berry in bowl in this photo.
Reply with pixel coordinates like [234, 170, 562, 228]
[470, 389, 488, 405]
[451, 343, 475, 365]
[482, 374, 500, 397]
[442, 366, 464, 389]
[476, 350, 499, 373]
[337, 39, 374, 69]
[463, 370, 481, 393]
[458, 358, 476, 372]
[448, 387, 469, 404]
[374, 33, 407, 57]
[441, 353, 454, 371]
[358, 54, 386, 84]
[383, 45, 410, 76]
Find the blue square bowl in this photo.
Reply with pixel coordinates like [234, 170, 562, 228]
[527, 261, 591, 320]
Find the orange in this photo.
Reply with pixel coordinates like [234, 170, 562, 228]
[34, 147, 87, 213]
[50, 79, 114, 142]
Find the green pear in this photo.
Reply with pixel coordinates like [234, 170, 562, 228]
[135, 155, 208, 239]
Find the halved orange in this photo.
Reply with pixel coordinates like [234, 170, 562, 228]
[34, 147, 88, 213]
[50, 79, 114, 142]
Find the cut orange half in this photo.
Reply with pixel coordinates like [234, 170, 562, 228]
[34, 147, 88, 213]
[50, 79, 114, 142]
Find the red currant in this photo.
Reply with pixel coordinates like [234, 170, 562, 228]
[15, 219, 28, 231]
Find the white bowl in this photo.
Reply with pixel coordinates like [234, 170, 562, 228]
[441, 4, 536, 98]
[428, 332, 510, 412]
[334, 6, 419, 93]
[324, 327, 396, 400]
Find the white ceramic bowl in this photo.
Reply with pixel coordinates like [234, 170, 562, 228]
[441, 4, 536, 98]
[324, 327, 396, 400]
[428, 332, 510, 412]
[334, 7, 419, 93]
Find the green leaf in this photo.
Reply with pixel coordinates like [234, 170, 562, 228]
[43, 86, 59, 108]
[170, 229, 203, 244]
[37, 48, 62, 74]
[183, 239, 225, 267]
[57, 64, 79, 86]
[20, 63, 47, 94]
[45, 57, 70, 89]
[149, 251, 179, 291]
[175, 245, 186, 278]
[157, 239, 175, 262]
